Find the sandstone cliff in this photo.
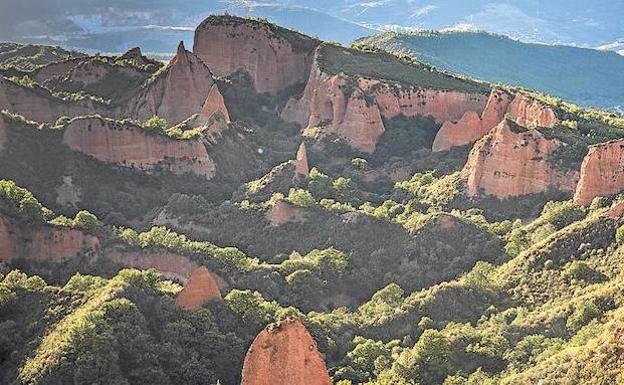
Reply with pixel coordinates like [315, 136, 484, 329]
[194, 15, 318, 94]
[282, 49, 487, 152]
[432, 88, 513, 152]
[127, 41, 229, 126]
[175, 266, 222, 310]
[240, 319, 332, 385]
[266, 201, 306, 226]
[0, 76, 100, 123]
[432, 88, 559, 152]
[0, 215, 99, 263]
[295, 143, 309, 177]
[574, 139, 624, 206]
[462, 119, 577, 198]
[62, 116, 216, 178]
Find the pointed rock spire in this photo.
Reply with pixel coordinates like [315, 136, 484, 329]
[241, 319, 332, 385]
[175, 266, 221, 310]
[295, 142, 309, 177]
[176, 40, 186, 56]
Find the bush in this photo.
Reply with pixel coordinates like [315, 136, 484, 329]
[73, 210, 102, 234]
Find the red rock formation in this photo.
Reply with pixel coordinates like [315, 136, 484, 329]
[127, 41, 229, 126]
[358, 78, 488, 123]
[32, 58, 84, 84]
[574, 139, 624, 206]
[0, 77, 100, 123]
[62, 116, 216, 178]
[0, 215, 99, 263]
[462, 119, 577, 198]
[241, 319, 331, 385]
[282, 52, 487, 152]
[432, 88, 513, 152]
[26, 227, 99, 262]
[508, 93, 558, 128]
[267, 201, 306, 225]
[295, 143, 309, 176]
[175, 266, 222, 310]
[193, 15, 318, 94]
[0, 216, 17, 262]
[107, 251, 199, 283]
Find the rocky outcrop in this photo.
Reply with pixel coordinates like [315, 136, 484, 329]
[194, 15, 318, 94]
[267, 201, 306, 225]
[574, 139, 624, 206]
[0, 215, 99, 263]
[0, 216, 17, 262]
[0, 77, 100, 123]
[295, 143, 309, 177]
[432, 89, 559, 152]
[127, 41, 229, 126]
[433, 88, 513, 152]
[62, 116, 216, 178]
[508, 93, 558, 128]
[175, 266, 222, 310]
[107, 251, 198, 283]
[118, 47, 143, 61]
[32, 58, 84, 84]
[241, 319, 331, 385]
[282, 52, 487, 152]
[462, 119, 577, 198]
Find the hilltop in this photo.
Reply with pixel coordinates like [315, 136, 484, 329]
[357, 31, 624, 110]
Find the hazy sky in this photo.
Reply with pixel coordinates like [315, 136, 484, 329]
[1, 1, 622, 53]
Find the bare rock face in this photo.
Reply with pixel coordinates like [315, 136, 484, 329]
[175, 266, 222, 310]
[282, 53, 487, 152]
[128, 41, 229, 126]
[295, 143, 309, 176]
[432, 88, 513, 152]
[432, 88, 558, 152]
[508, 93, 558, 128]
[32, 58, 84, 84]
[574, 139, 624, 206]
[241, 319, 332, 385]
[266, 201, 306, 225]
[462, 119, 577, 198]
[62, 116, 216, 178]
[0, 77, 100, 123]
[194, 15, 318, 94]
[0, 215, 99, 263]
[107, 251, 198, 283]
[0, 216, 17, 262]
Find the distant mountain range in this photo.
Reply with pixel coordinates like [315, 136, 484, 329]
[1, 0, 623, 54]
[357, 31, 624, 111]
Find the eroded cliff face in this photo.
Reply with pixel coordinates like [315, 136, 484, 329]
[295, 143, 309, 177]
[0, 215, 99, 263]
[127, 42, 229, 126]
[0, 77, 100, 123]
[432, 89, 559, 152]
[266, 201, 306, 225]
[432, 88, 513, 152]
[508, 93, 558, 128]
[175, 266, 222, 310]
[462, 119, 577, 198]
[32, 58, 84, 84]
[282, 56, 487, 152]
[194, 15, 318, 94]
[241, 319, 332, 385]
[574, 140, 624, 206]
[62, 116, 216, 178]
